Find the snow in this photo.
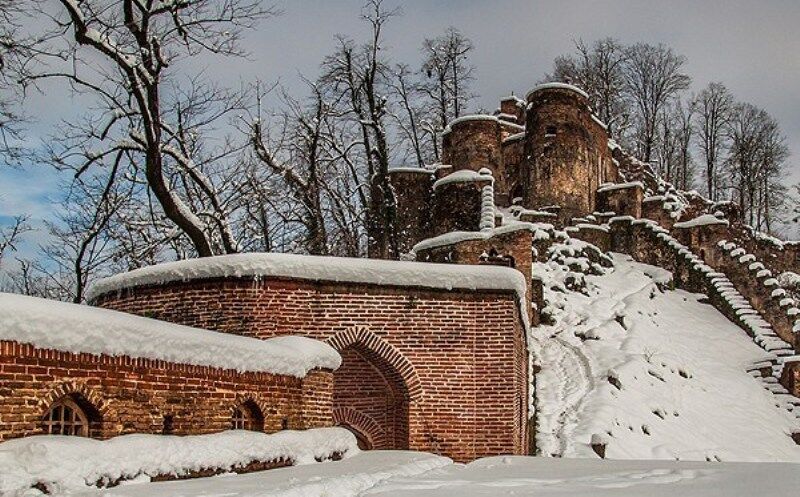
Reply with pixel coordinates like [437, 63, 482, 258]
[57, 452, 800, 497]
[412, 223, 544, 253]
[432, 169, 493, 189]
[534, 254, 800, 462]
[501, 131, 525, 142]
[388, 166, 435, 174]
[597, 181, 644, 193]
[525, 82, 590, 100]
[86, 253, 529, 315]
[673, 214, 729, 229]
[441, 114, 499, 135]
[0, 293, 340, 377]
[0, 428, 358, 496]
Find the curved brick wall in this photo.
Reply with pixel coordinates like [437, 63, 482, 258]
[525, 87, 615, 220]
[92, 275, 529, 462]
[442, 117, 504, 178]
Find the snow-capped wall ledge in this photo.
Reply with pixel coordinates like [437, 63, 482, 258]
[432, 168, 494, 189]
[87, 253, 528, 306]
[412, 222, 544, 254]
[525, 82, 590, 100]
[441, 114, 499, 135]
[597, 181, 644, 194]
[0, 292, 341, 377]
[673, 214, 730, 229]
[387, 166, 436, 174]
[0, 427, 358, 495]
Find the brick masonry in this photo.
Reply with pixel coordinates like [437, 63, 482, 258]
[0, 340, 333, 442]
[92, 277, 530, 463]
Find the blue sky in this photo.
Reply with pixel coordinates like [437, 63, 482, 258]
[2, 0, 799, 266]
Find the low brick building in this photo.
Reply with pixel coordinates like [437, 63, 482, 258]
[88, 254, 532, 463]
[0, 293, 339, 442]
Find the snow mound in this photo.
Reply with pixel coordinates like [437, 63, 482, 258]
[0, 292, 341, 377]
[535, 254, 800, 462]
[0, 428, 358, 496]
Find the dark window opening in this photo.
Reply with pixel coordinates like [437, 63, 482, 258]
[545, 125, 557, 136]
[42, 395, 100, 437]
[162, 415, 174, 435]
[231, 400, 265, 432]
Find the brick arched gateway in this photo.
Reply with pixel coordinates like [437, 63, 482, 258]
[326, 327, 422, 450]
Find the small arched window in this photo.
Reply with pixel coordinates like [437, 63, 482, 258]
[231, 400, 264, 432]
[43, 397, 90, 436]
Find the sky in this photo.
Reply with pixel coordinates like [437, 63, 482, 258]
[2, 0, 800, 267]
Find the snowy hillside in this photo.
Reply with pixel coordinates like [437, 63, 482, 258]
[534, 253, 800, 462]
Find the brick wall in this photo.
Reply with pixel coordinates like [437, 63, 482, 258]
[0, 340, 333, 442]
[93, 277, 529, 463]
[525, 87, 614, 220]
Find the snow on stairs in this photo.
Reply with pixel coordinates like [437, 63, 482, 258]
[633, 222, 800, 424]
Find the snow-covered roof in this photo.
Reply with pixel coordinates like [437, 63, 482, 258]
[525, 82, 590, 101]
[441, 114, 499, 135]
[673, 214, 730, 229]
[0, 293, 341, 377]
[87, 253, 527, 305]
[432, 169, 493, 189]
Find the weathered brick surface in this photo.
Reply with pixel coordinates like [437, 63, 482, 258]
[0, 340, 332, 442]
[525, 87, 616, 221]
[596, 184, 644, 219]
[415, 228, 534, 324]
[442, 118, 503, 177]
[93, 278, 529, 463]
[431, 179, 489, 237]
[388, 169, 435, 255]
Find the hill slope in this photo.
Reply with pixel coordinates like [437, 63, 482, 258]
[534, 252, 800, 462]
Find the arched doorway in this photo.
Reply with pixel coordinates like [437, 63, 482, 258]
[327, 328, 420, 451]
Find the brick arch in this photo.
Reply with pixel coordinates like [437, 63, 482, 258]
[325, 326, 423, 402]
[39, 381, 109, 437]
[333, 406, 387, 449]
[39, 381, 109, 418]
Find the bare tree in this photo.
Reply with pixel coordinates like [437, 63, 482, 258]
[546, 38, 629, 137]
[622, 43, 691, 163]
[250, 83, 338, 255]
[320, 0, 399, 259]
[0, 215, 29, 268]
[725, 102, 789, 231]
[694, 82, 733, 200]
[33, 0, 277, 257]
[420, 27, 475, 130]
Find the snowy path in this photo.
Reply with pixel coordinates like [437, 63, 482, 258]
[534, 254, 800, 461]
[538, 337, 593, 457]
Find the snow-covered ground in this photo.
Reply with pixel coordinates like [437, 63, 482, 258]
[0, 428, 358, 496]
[65, 452, 800, 497]
[534, 253, 800, 461]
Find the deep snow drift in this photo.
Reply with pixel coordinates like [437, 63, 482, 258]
[534, 253, 800, 461]
[66, 452, 800, 497]
[0, 428, 358, 496]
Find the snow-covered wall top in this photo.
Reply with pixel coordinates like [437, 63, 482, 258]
[0, 292, 341, 377]
[597, 181, 644, 194]
[86, 253, 528, 305]
[525, 82, 589, 101]
[673, 214, 730, 229]
[432, 169, 493, 189]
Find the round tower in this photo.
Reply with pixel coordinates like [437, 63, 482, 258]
[523, 83, 612, 221]
[441, 115, 504, 182]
